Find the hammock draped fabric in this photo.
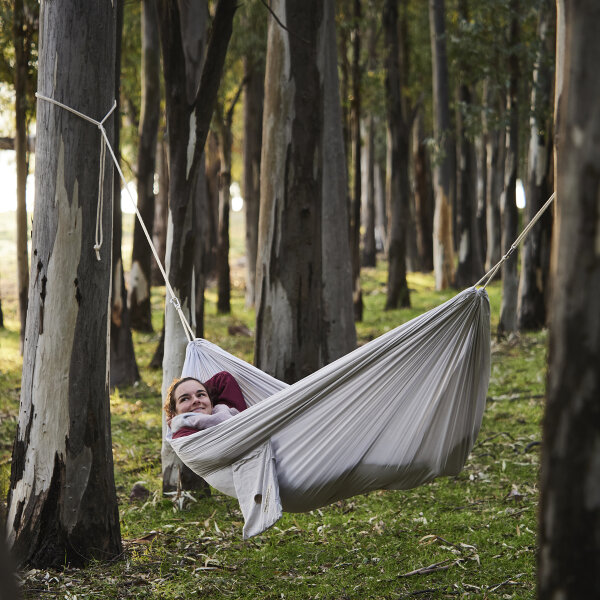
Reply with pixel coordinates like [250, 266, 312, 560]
[169, 287, 491, 538]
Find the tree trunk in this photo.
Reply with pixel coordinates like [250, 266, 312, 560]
[375, 158, 387, 254]
[7, 0, 121, 567]
[158, 0, 236, 493]
[517, 0, 555, 331]
[216, 108, 232, 315]
[205, 131, 220, 277]
[454, 1, 484, 289]
[429, 0, 455, 290]
[412, 110, 434, 272]
[349, 0, 363, 322]
[255, 0, 355, 383]
[362, 114, 377, 267]
[539, 2, 600, 595]
[383, 0, 410, 310]
[242, 52, 264, 308]
[110, 0, 140, 388]
[130, 0, 161, 332]
[320, 0, 357, 363]
[497, 0, 520, 338]
[13, 0, 31, 354]
[151, 132, 168, 285]
[484, 81, 505, 274]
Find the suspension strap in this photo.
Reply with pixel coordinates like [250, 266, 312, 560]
[35, 92, 195, 343]
[475, 192, 556, 289]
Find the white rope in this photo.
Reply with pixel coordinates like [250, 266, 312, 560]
[35, 92, 195, 342]
[475, 192, 556, 289]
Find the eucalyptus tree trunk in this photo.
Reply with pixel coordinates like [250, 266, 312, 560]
[517, 0, 555, 331]
[215, 103, 234, 315]
[13, 0, 33, 353]
[429, 0, 455, 289]
[151, 133, 168, 285]
[454, 0, 484, 289]
[255, 0, 355, 383]
[383, 0, 410, 309]
[484, 81, 505, 274]
[7, 0, 121, 567]
[158, 0, 236, 492]
[242, 53, 264, 307]
[350, 0, 363, 321]
[539, 2, 600, 595]
[110, 0, 139, 388]
[362, 114, 377, 267]
[498, 1, 520, 338]
[130, 0, 161, 332]
[412, 111, 434, 272]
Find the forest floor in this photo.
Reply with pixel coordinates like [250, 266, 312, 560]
[0, 214, 546, 599]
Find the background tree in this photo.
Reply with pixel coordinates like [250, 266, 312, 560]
[255, 0, 356, 382]
[7, 0, 121, 566]
[349, 0, 363, 321]
[429, 0, 455, 290]
[130, 0, 161, 332]
[13, 0, 37, 353]
[383, 0, 410, 309]
[241, 3, 266, 309]
[539, 1, 600, 594]
[158, 0, 236, 492]
[517, 0, 555, 330]
[497, 0, 520, 337]
[453, 0, 484, 288]
[111, 0, 139, 388]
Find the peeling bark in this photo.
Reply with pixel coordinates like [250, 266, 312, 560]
[7, 0, 121, 567]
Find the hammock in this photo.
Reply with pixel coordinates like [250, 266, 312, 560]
[169, 286, 490, 538]
[31, 94, 552, 539]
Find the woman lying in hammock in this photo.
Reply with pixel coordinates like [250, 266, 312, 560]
[164, 372, 248, 439]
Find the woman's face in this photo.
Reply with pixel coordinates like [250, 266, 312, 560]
[174, 380, 212, 415]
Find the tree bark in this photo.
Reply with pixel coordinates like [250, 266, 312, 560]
[255, 0, 355, 383]
[484, 80, 505, 274]
[242, 51, 264, 308]
[498, 0, 520, 338]
[7, 0, 121, 567]
[215, 101, 234, 315]
[412, 110, 434, 272]
[517, 0, 555, 331]
[362, 114, 377, 267]
[130, 0, 161, 332]
[349, 0, 363, 322]
[454, 0, 484, 289]
[110, 0, 140, 389]
[539, 2, 600, 595]
[158, 0, 236, 492]
[429, 0, 455, 290]
[151, 132, 169, 285]
[383, 0, 410, 310]
[13, 0, 32, 354]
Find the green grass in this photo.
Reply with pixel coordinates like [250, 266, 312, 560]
[0, 245, 546, 599]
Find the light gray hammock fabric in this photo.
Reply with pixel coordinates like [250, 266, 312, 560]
[168, 287, 491, 537]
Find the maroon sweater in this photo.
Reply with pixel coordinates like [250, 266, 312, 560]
[172, 371, 247, 439]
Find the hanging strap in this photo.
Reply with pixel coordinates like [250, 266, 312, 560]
[475, 192, 556, 289]
[35, 92, 195, 343]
